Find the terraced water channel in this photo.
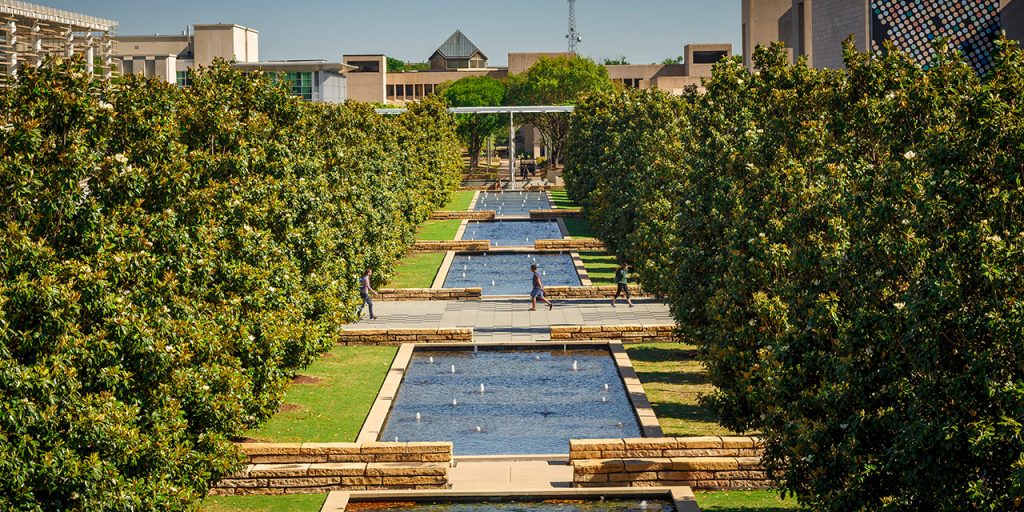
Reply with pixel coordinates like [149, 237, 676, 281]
[461, 219, 563, 247]
[474, 190, 551, 216]
[378, 346, 642, 455]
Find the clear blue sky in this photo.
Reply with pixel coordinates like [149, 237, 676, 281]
[60, 1, 741, 65]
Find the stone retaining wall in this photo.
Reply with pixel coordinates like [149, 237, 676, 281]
[550, 324, 677, 343]
[530, 209, 583, 219]
[570, 437, 767, 490]
[211, 442, 452, 495]
[337, 328, 473, 345]
[376, 288, 482, 301]
[544, 286, 650, 299]
[410, 240, 489, 252]
[535, 239, 605, 251]
[429, 211, 495, 220]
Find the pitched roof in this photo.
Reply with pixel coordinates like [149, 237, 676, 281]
[434, 30, 486, 60]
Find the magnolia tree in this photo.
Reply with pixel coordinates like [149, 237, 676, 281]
[565, 41, 1024, 510]
[440, 75, 506, 169]
[506, 55, 614, 166]
[0, 58, 460, 510]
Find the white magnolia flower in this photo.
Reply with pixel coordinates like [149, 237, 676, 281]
[894, 302, 906, 310]
[113, 153, 128, 164]
[903, 150, 916, 160]
[98, 101, 114, 110]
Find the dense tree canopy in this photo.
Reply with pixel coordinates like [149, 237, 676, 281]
[566, 41, 1024, 510]
[441, 75, 506, 169]
[0, 58, 461, 511]
[506, 55, 613, 166]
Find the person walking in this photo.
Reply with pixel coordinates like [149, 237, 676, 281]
[529, 264, 554, 311]
[611, 262, 634, 307]
[358, 268, 378, 320]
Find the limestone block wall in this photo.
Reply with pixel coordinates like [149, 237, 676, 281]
[410, 240, 489, 252]
[530, 209, 583, 219]
[337, 328, 473, 345]
[211, 442, 452, 495]
[376, 288, 482, 301]
[550, 325, 677, 343]
[535, 239, 606, 251]
[544, 286, 650, 299]
[570, 437, 767, 490]
[429, 211, 495, 220]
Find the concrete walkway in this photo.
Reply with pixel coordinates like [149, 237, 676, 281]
[345, 298, 674, 342]
[449, 459, 573, 491]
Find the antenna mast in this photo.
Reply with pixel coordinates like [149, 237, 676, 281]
[565, 0, 581, 53]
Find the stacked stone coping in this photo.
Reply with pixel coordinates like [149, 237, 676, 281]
[410, 240, 489, 252]
[544, 286, 651, 299]
[337, 328, 473, 346]
[550, 324, 677, 343]
[376, 288, 482, 301]
[530, 209, 583, 219]
[534, 239, 606, 251]
[211, 441, 452, 495]
[429, 210, 495, 220]
[570, 437, 767, 490]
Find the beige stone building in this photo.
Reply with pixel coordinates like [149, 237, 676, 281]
[743, 0, 1023, 72]
[1, 0, 117, 84]
[345, 29, 731, 105]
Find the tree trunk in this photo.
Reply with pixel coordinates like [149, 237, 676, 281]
[468, 137, 482, 170]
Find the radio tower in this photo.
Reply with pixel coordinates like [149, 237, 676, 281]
[565, 0, 582, 53]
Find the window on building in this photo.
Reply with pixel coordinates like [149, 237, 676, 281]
[692, 50, 728, 64]
[425, 84, 434, 96]
[447, 59, 468, 69]
[349, 60, 380, 72]
[272, 71, 314, 100]
[405, 84, 413, 97]
[387, 84, 396, 99]
[176, 70, 191, 87]
[415, 84, 423, 98]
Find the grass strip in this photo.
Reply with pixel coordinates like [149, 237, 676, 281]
[441, 190, 476, 211]
[695, 490, 803, 511]
[579, 251, 617, 285]
[416, 219, 462, 241]
[245, 345, 397, 442]
[548, 189, 581, 210]
[625, 342, 739, 437]
[388, 252, 446, 288]
[202, 494, 326, 512]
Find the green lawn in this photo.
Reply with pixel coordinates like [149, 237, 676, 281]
[696, 490, 802, 511]
[548, 189, 581, 210]
[579, 251, 617, 286]
[389, 252, 446, 288]
[441, 190, 476, 211]
[245, 345, 397, 442]
[563, 217, 596, 239]
[625, 342, 740, 436]
[202, 494, 326, 512]
[416, 219, 461, 241]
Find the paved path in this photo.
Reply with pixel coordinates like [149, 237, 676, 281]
[345, 298, 674, 342]
[449, 459, 573, 491]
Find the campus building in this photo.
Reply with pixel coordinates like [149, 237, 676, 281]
[743, 0, 1024, 73]
[114, 23, 350, 103]
[345, 29, 732, 104]
[0, 0, 117, 84]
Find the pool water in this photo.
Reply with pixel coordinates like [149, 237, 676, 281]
[475, 191, 551, 217]
[461, 220, 563, 247]
[442, 252, 581, 295]
[378, 347, 642, 455]
[347, 499, 674, 511]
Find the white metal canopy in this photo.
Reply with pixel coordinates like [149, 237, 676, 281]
[375, 105, 575, 189]
[374, 105, 575, 115]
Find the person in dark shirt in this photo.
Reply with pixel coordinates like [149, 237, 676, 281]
[529, 264, 554, 311]
[612, 262, 634, 307]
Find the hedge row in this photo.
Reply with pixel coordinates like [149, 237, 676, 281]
[565, 42, 1024, 510]
[0, 59, 461, 510]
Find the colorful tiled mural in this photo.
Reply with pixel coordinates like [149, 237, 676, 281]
[870, 0, 1002, 73]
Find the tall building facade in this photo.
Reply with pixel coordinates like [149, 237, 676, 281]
[743, 0, 1023, 73]
[1, 0, 117, 84]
